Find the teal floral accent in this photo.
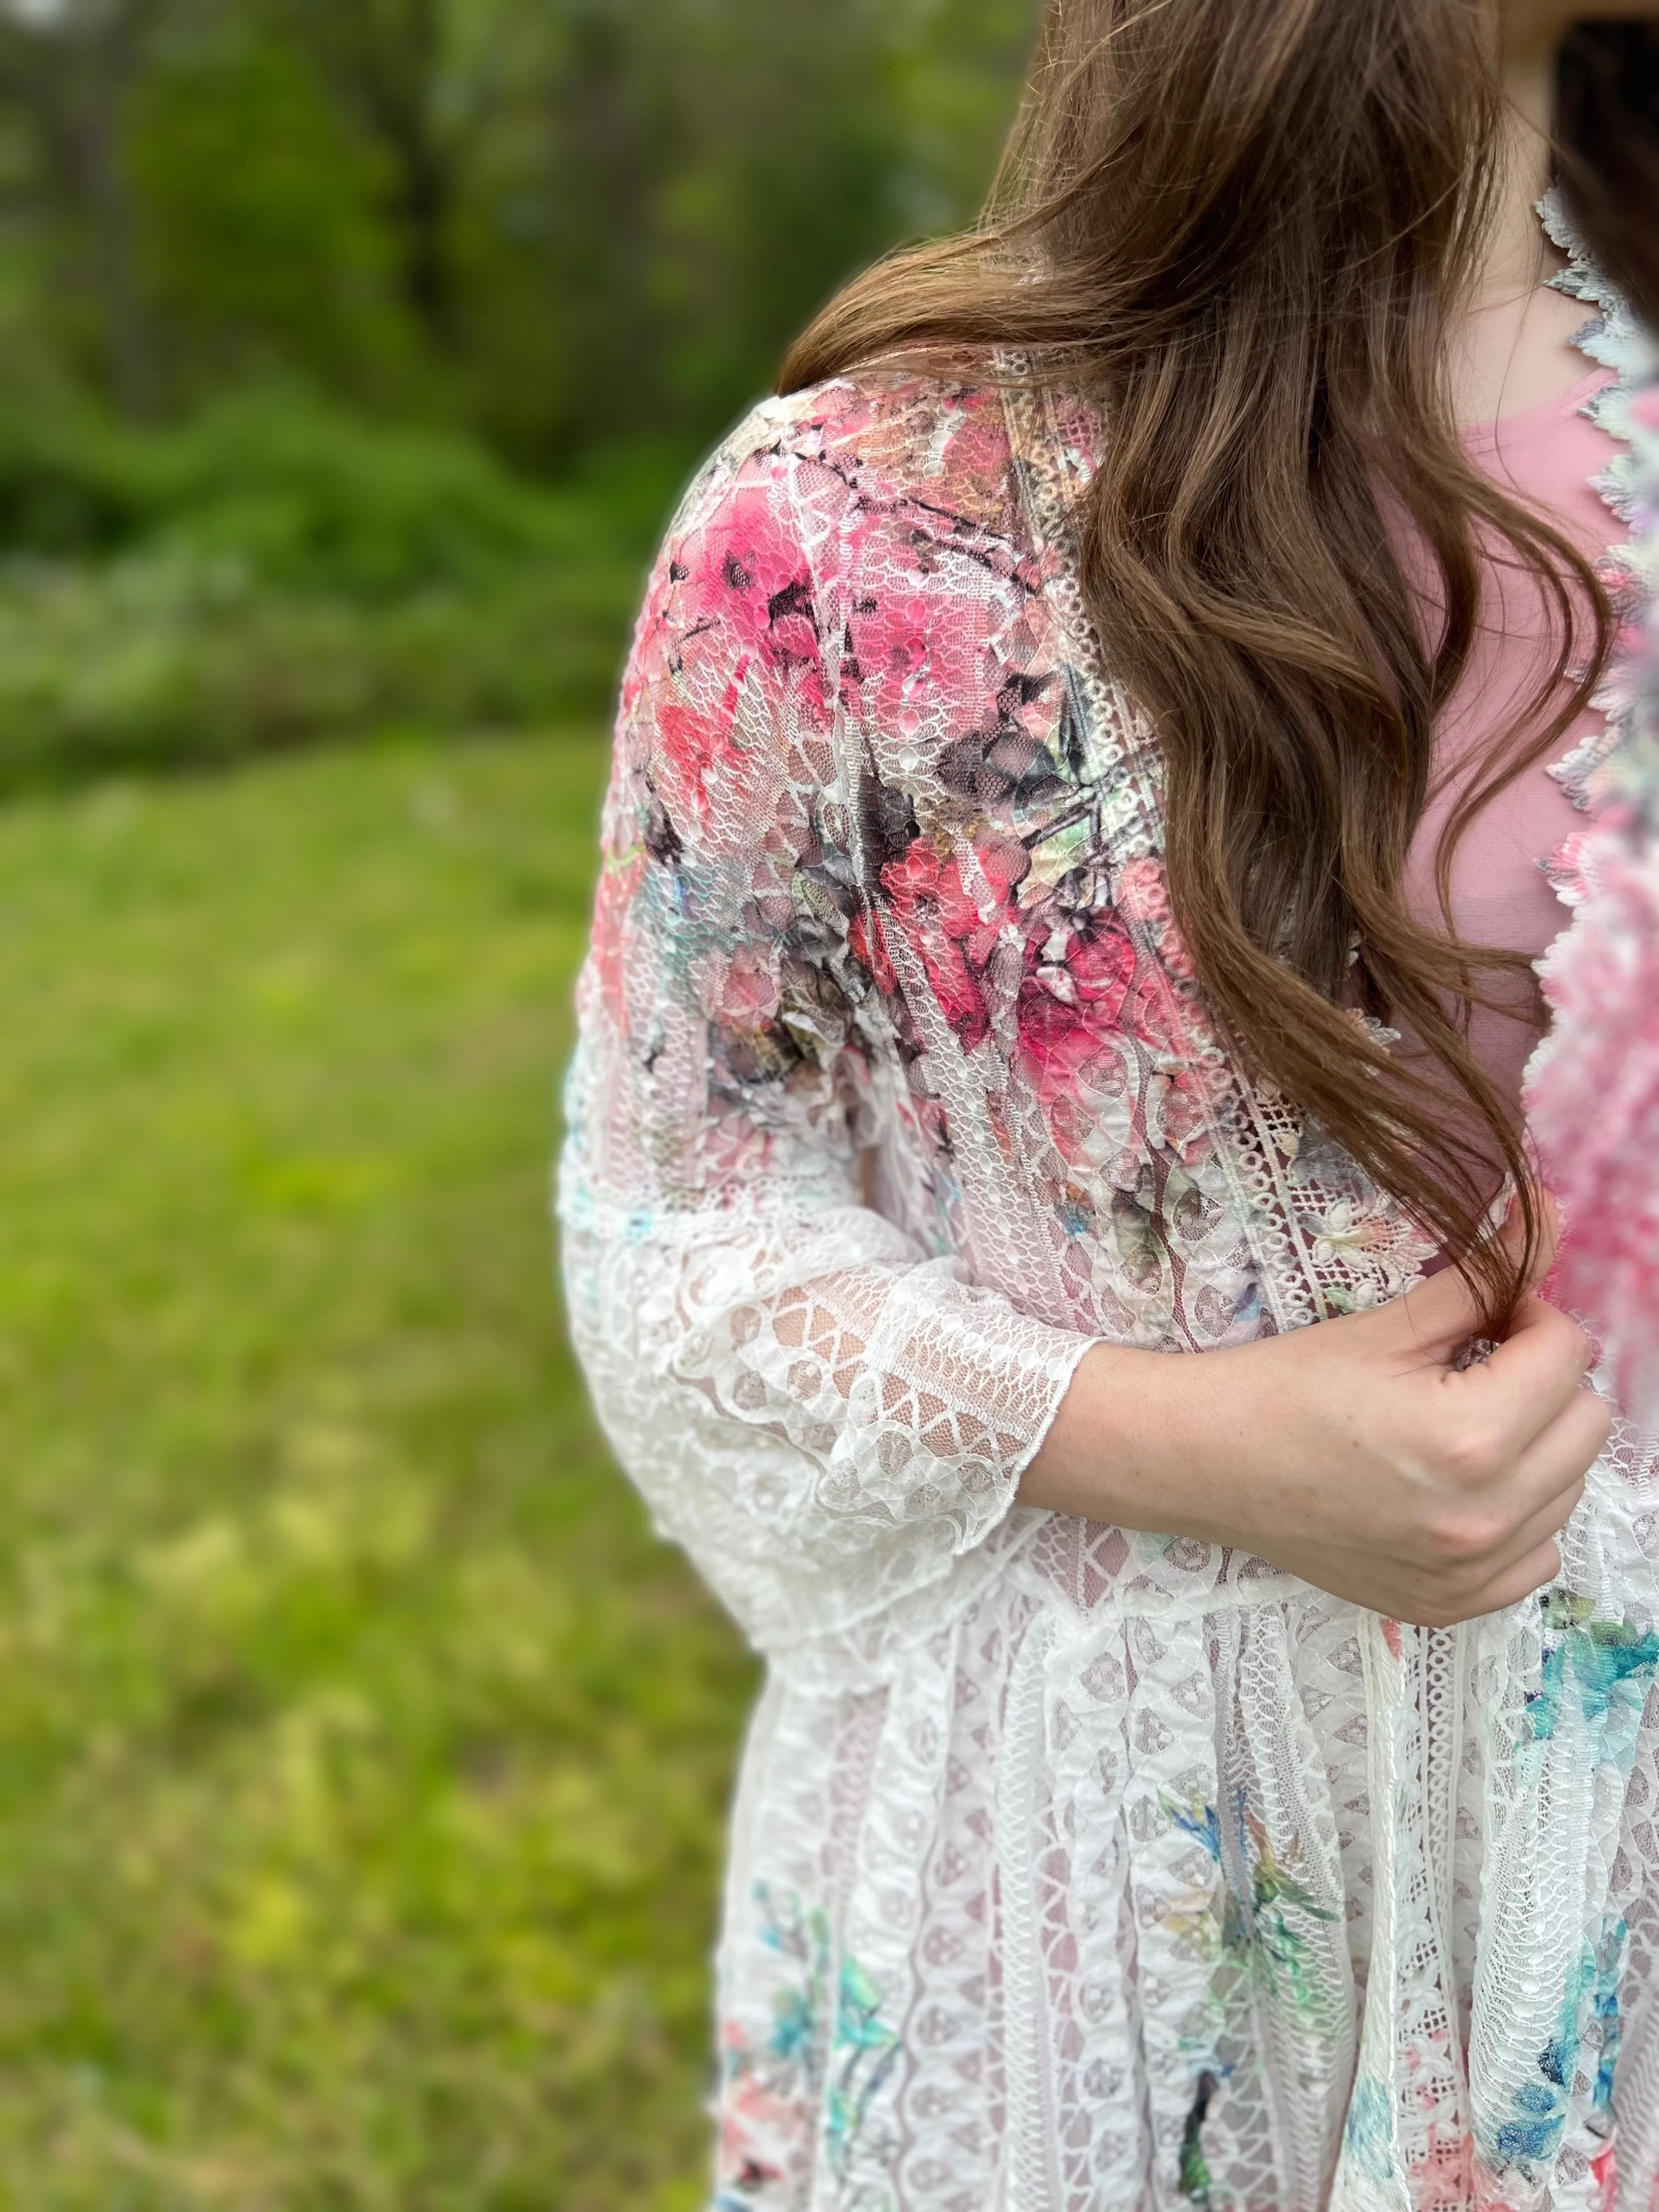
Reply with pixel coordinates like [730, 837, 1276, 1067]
[1492, 1918, 1628, 2176]
[721, 1883, 901, 2193]
[1522, 1594, 1659, 1764]
[1343, 2076, 1396, 2187]
[755, 1882, 832, 2083]
[1167, 1797, 1223, 1864]
[826, 1954, 902, 2175]
[1590, 1930, 1624, 2121]
[1160, 1788, 1338, 2029]
[1545, 1918, 1625, 2124]
[1159, 1790, 1341, 2203]
[1481, 1588, 1653, 2188]
[1494, 2079, 1567, 2172]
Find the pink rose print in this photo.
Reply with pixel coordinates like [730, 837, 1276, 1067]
[588, 850, 645, 1024]
[716, 2049, 797, 2204]
[848, 908, 898, 998]
[715, 942, 782, 1031]
[847, 586, 985, 735]
[683, 487, 821, 670]
[881, 830, 1030, 1051]
[1015, 907, 1139, 1100]
[645, 482, 827, 838]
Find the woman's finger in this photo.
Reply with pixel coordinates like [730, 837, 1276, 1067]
[1470, 1537, 1568, 1620]
[1462, 1297, 1597, 1458]
[1457, 1465, 1588, 1590]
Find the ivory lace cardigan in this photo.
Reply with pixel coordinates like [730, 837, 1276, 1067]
[560, 222, 1659, 2211]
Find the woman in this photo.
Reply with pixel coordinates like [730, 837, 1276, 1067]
[562, 4, 1659, 2205]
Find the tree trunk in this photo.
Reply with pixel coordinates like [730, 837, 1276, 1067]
[0, 0, 160, 418]
[77, 5, 155, 417]
[285, 0, 460, 352]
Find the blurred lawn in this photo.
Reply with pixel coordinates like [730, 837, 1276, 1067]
[0, 730, 756, 2209]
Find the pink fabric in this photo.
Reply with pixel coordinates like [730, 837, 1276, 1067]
[1400, 366, 1626, 1110]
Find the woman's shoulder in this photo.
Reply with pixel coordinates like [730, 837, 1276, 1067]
[670, 366, 1029, 551]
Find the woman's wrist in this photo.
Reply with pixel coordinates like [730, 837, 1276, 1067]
[1020, 1339, 1244, 1541]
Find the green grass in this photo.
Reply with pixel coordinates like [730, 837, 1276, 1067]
[0, 731, 756, 2209]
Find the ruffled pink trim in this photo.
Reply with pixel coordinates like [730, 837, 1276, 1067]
[1526, 191, 1659, 1420]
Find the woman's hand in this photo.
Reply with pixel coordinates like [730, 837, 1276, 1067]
[1022, 1202, 1611, 1625]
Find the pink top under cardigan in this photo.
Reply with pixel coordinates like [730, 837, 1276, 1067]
[1402, 365, 1627, 1111]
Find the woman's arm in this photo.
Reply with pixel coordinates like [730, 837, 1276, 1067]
[568, 403, 1608, 1647]
[562, 413, 1099, 1652]
[1021, 1205, 1610, 1625]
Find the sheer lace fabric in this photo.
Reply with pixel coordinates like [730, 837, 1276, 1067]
[561, 229, 1659, 2210]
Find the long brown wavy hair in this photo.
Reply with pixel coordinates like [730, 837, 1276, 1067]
[782, 2, 1659, 1325]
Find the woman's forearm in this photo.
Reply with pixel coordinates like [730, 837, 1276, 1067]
[1017, 1218, 1609, 1624]
[1020, 1339, 1222, 1526]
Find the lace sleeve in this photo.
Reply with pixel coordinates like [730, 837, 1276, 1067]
[558, 404, 1096, 1653]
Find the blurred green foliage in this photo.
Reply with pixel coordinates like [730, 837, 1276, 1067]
[0, 390, 653, 783]
[0, 0, 1036, 781]
[0, 729, 759, 2206]
[0, 390, 580, 584]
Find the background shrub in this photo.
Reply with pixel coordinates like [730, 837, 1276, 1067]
[0, 392, 677, 786]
